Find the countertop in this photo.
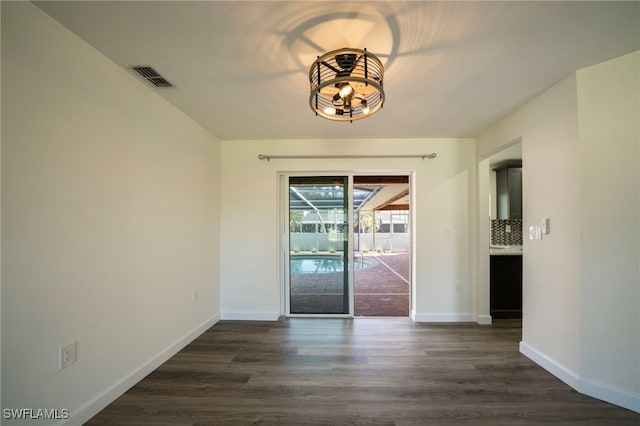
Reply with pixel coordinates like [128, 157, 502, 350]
[490, 245, 523, 255]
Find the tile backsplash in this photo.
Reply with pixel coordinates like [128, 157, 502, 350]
[491, 219, 523, 246]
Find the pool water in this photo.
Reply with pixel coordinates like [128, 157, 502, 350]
[290, 255, 376, 274]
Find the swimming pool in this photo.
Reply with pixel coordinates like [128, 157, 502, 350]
[290, 255, 376, 274]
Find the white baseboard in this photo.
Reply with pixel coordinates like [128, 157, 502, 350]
[519, 341, 580, 389]
[476, 314, 492, 325]
[64, 314, 219, 425]
[520, 341, 639, 413]
[220, 311, 280, 321]
[413, 313, 475, 322]
[580, 374, 640, 413]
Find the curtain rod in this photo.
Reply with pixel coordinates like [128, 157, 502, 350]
[257, 153, 436, 161]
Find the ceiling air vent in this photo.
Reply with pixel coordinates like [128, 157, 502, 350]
[131, 66, 174, 88]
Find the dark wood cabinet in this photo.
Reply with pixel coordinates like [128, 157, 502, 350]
[495, 165, 522, 219]
[490, 255, 522, 319]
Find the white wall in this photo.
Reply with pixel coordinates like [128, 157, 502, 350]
[477, 51, 640, 412]
[475, 158, 492, 324]
[1, 3, 221, 423]
[577, 51, 639, 410]
[220, 138, 477, 322]
[0, 1, 3, 411]
[479, 74, 582, 379]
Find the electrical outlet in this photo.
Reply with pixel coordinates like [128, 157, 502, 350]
[59, 341, 76, 370]
[443, 227, 453, 239]
[192, 288, 199, 303]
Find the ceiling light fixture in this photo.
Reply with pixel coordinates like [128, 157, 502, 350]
[309, 48, 384, 122]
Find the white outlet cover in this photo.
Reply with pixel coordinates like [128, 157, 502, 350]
[443, 227, 452, 239]
[529, 225, 541, 240]
[59, 341, 76, 370]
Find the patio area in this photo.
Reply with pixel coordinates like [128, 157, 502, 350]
[355, 252, 409, 316]
[290, 252, 409, 316]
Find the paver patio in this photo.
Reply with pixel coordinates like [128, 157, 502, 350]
[290, 252, 409, 316]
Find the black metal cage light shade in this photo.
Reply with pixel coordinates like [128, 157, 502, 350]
[309, 48, 384, 122]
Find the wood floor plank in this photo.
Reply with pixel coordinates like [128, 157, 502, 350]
[86, 318, 639, 425]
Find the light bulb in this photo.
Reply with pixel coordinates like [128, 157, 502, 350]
[338, 84, 353, 98]
[361, 100, 370, 114]
[323, 106, 336, 115]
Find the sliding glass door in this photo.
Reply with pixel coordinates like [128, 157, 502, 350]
[288, 176, 349, 314]
[283, 173, 413, 317]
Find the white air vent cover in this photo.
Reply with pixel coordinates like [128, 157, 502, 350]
[131, 66, 174, 88]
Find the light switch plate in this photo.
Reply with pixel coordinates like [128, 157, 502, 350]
[541, 217, 550, 234]
[529, 225, 541, 240]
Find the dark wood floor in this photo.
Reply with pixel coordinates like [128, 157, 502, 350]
[87, 318, 639, 425]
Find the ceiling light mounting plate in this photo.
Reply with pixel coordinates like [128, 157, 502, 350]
[309, 47, 384, 122]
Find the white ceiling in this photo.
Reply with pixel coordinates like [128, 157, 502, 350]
[35, 1, 639, 141]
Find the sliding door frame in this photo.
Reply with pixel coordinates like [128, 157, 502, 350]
[278, 171, 414, 318]
[280, 172, 354, 317]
